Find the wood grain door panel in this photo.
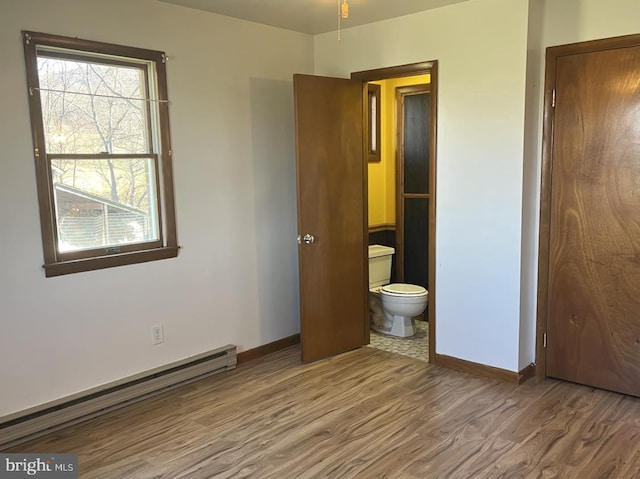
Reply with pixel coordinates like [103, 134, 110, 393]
[293, 74, 367, 362]
[547, 45, 640, 396]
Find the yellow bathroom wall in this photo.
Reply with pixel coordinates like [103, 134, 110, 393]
[367, 75, 430, 228]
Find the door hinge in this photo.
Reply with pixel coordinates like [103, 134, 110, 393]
[543, 333, 547, 348]
[551, 89, 556, 108]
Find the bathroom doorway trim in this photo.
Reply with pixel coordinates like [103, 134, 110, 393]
[352, 61, 437, 364]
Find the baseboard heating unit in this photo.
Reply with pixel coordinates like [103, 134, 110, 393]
[0, 344, 236, 449]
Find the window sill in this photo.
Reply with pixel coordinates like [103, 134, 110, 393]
[43, 246, 179, 277]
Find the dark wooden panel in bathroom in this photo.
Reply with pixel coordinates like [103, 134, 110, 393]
[368, 229, 395, 248]
[404, 198, 428, 289]
[403, 93, 430, 195]
[397, 88, 430, 292]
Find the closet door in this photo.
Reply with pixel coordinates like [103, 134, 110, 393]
[545, 39, 640, 396]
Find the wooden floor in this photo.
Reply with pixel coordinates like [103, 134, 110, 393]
[8, 346, 640, 478]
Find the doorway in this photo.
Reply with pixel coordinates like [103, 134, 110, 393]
[537, 34, 640, 396]
[293, 62, 437, 364]
[352, 63, 437, 364]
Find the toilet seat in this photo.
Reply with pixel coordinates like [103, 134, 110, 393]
[381, 283, 427, 297]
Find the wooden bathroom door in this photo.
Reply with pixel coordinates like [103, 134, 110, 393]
[293, 74, 368, 362]
[545, 38, 640, 396]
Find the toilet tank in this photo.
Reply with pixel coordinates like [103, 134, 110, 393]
[368, 245, 395, 288]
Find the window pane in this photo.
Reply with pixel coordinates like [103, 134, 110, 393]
[51, 158, 159, 252]
[37, 57, 149, 154]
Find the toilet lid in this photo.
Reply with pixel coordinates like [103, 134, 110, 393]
[381, 283, 427, 296]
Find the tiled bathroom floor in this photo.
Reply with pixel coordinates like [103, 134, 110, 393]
[368, 320, 429, 362]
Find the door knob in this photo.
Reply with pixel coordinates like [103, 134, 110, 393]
[303, 234, 315, 244]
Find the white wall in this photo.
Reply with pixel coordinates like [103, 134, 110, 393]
[542, 0, 640, 47]
[0, 0, 312, 417]
[315, 0, 531, 372]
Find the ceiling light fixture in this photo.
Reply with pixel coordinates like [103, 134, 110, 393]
[341, 0, 349, 19]
[338, 0, 349, 41]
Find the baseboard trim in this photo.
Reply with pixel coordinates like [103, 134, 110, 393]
[434, 354, 519, 383]
[237, 334, 300, 365]
[518, 363, 536, 384]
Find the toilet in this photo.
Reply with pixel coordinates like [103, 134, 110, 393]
[368, 244, 428, 337]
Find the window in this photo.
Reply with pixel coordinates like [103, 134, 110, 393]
[367, 83, 381, 162]
[22, 31, 178, 277]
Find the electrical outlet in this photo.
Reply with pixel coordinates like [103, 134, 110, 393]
[151, 324, 164, 345]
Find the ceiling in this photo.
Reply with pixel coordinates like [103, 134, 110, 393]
[156, 0, 470, 35]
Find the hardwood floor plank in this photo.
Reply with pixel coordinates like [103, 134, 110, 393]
[523, 462, 579, 479]
[574, 423, 640, 478]
[403, 434, 516, 478]
[618, 448, 640, 479]
[6, 345, 640, 478]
